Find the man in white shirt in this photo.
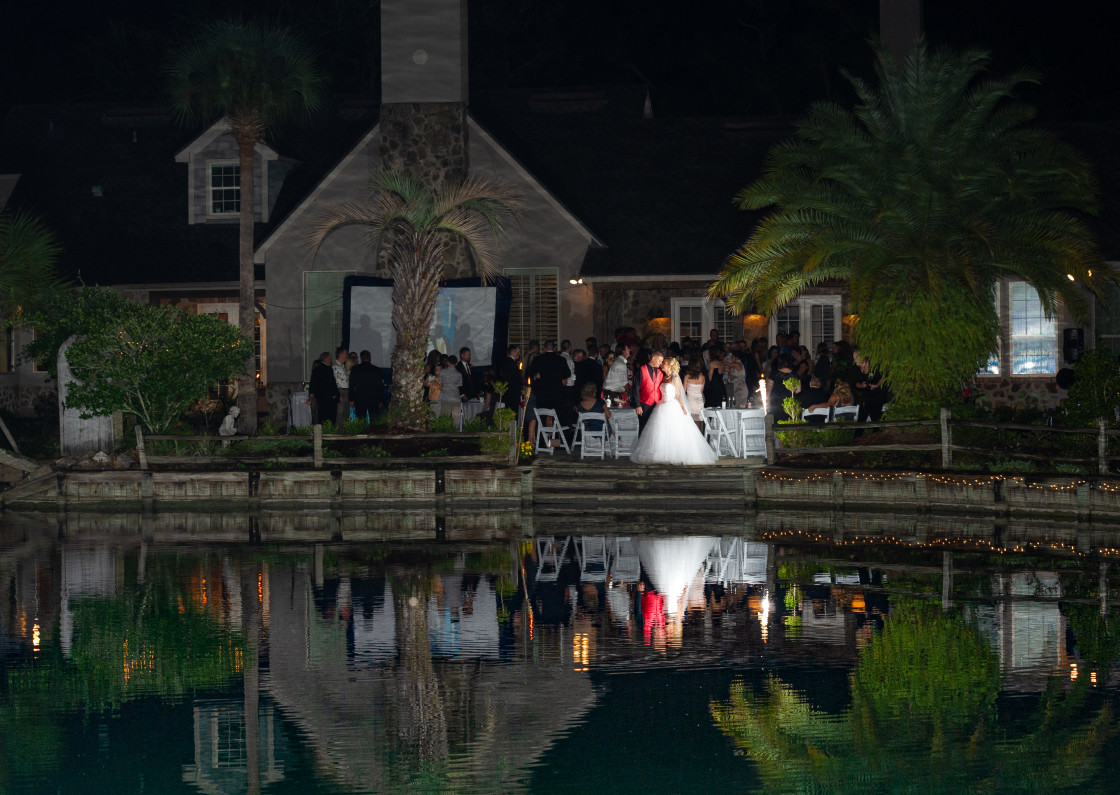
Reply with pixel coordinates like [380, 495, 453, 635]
[332, 346, 350, 427]
[603, 343, 630, 402]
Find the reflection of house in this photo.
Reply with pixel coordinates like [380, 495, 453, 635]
[975, 572, 1068, 692]
[264, 561, 597, 792]
[182, 699, 286, 795]
[60, 545, 118, 654]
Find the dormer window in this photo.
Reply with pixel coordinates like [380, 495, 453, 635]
[208, 161, 240, 216]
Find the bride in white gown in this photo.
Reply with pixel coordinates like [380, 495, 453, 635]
[631, 357, 718, 465]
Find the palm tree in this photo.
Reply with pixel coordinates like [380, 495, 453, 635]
[0, 211, 65, 453]
[310, 171, 521, 431]
[167, 20, 324, 434]
[711, 42, 1105, 407]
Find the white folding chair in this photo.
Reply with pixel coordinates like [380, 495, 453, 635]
[610, 537, 641, 582]
[574, 412, 608, 459]
[738, 409, 767, 458]
[801, 407, 830, 422]
[534, 408, 571, 454]
[536, 536, 571, 582]
[575, 536, 610, 582]
[705, 409, 738, 457]
[608, 411, 639, 458]
[830, 405, 859, 422]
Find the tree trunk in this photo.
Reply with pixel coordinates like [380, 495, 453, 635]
[389, 247, 443, 431]
[235, 129, 259, 435]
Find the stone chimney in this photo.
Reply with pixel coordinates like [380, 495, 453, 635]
[379, 0, 469, 189]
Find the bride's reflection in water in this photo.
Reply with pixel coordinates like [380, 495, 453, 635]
[7, 519, 1120, 793]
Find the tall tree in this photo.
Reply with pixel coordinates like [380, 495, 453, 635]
[310, 171, 520, 431]
[711, 42, 1105, 409]
[167, 20, 325, 433]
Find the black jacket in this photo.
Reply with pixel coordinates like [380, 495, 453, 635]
[348, 361, 384, 406]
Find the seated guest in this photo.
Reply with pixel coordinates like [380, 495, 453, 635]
[807, 380, 855, 413]
[576, 381, 611, 431]
[798, 376, 830, 409]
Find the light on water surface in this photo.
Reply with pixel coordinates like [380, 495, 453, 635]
[3, 512, 1120, 792]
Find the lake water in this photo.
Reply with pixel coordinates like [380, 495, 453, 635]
[3, 512, 1120, 793]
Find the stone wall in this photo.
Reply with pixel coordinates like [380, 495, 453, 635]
[972, 377, 1065, 411]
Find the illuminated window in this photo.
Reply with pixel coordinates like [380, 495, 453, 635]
[208, 162, 240, 215]
[1010, 282, 1055, 374]
[770, 296, 841, 351]
[671, 298, 742, 345]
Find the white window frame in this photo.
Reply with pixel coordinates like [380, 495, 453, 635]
[769, 295, 842, 352]
[1009, 282, 1056, 375]
[670, 297, 743, 346]
[207, 160, 241, 218]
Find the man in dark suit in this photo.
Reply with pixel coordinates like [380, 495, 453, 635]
[498, 344, 523, 409]
[573, 348, 602, 398]
[457, 346, 479, 401]
[529, 340, 571, 415]
[308, 352, 338, 426]
[348, 349, 384, 422]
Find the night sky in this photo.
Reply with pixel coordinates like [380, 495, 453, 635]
[1, 0, 1115, 121]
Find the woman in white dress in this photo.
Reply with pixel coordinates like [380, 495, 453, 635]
[631, 357, 718, 465]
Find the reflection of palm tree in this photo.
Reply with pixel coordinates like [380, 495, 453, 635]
[390, 569, 449, 763]
[711, 601, 1115, 790]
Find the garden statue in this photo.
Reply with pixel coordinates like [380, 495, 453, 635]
[218, 406, 240, 437]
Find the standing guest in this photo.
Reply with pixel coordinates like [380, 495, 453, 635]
[704, 344, 729, 408]
[634, 350, 665, 434]
[701, 329, 720, 352]
[524, 339, 541, 372]
[309, 352, 339, 426]
[498, 344, 523, 410]
[438, 355, 464, 424]
[603, 344, 630, 403]
[574, 348, 602, 398]
[529, 340, 570, 418]
[813, 342, 832, 389]
[652, 332, 668, 356]
[682, 361, 706, 426]
[766, 355, 798, 420]
[348, 350, 384, 423]
[586, 337, 600, 364]
[426, 363, 443, 409]
[332, 346, 350, 426]
[457, 346, 479, 400]
[560, 339, 577, 406]
[855, 353, 891, 423]
[599, 343, 612, 365]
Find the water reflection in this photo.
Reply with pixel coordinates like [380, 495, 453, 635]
[3, 519, 1120, 792]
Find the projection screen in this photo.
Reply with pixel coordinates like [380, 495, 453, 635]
[343, 276, 511, 369]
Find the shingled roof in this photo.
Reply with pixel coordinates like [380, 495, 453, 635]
[0, 101, 375, 285]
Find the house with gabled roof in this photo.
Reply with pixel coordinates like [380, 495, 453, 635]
[3, 0, 1119, 426]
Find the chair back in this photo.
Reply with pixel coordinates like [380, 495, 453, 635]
[609, 411, 640, 457]
[576, 412, 607, 459]
[738, 408, 767, 457]
[801, 407, 830, 421]
[830, 405, 859, 422]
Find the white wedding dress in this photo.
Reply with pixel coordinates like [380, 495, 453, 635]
[631, 381, 718, 465]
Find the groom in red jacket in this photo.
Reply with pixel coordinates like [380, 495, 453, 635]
[635, 351, 664, 434]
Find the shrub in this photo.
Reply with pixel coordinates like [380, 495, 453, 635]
[421, 447, 449, 457]
[1059, 344, 1120, 427]
[493, 407, 516, 431]
[342, 416, 369, 434]
[430, 415, 455, 433]
[462, 417, 489, 432]
[260, 421, 280, 436]
[319, 419, 337, 434]
[355, 443, 390, 458]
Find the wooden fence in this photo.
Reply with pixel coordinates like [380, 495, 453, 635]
[134, 420, 520, 470]
[766, 408, 1119, 474]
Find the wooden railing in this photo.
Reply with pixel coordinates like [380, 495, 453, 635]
[134, 420, 520, 470]
[766, 408, 1120, 474]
